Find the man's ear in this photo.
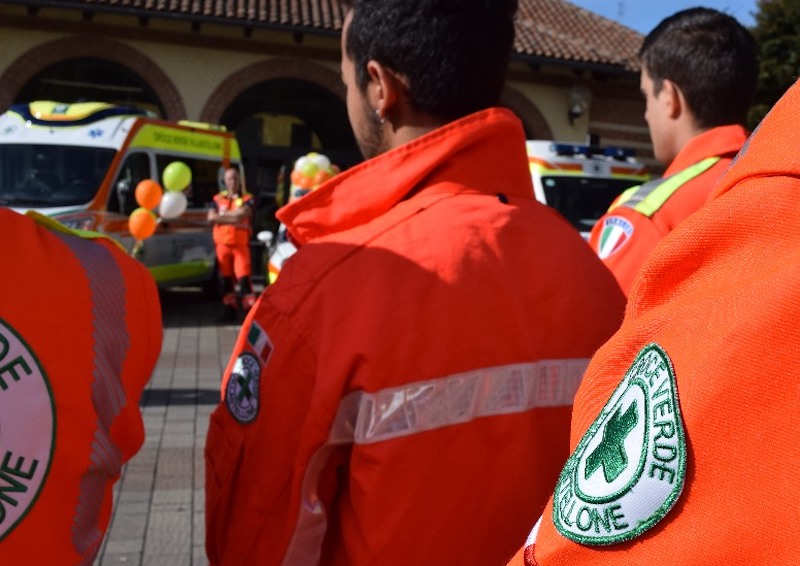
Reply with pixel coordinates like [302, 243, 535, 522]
[365, 60, 408, 121]
[661, 79, 684, 120]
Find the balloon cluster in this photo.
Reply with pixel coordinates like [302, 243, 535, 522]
[128, 161, 192, 253]
[288, 152, 340, 202]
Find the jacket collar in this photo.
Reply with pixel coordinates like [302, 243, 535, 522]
[664, 124, 749, 177]
[277, 107, 532, 245]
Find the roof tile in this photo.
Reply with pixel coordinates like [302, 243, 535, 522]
[48, 0, 642, 71]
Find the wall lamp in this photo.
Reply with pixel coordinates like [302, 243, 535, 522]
[568, 85, 592, 125]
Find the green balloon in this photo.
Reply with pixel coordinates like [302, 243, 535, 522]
[162, 161, 192, 192]
[299, 160, 319, 178]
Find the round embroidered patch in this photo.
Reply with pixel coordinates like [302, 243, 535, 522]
[596, 216, 634, 259]
[225, 353, 261, 424]
[553, 343, 686, 545]
[0, 318, 56, 540]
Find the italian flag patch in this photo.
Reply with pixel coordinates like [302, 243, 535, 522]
[247, 321, 273, 364]
[597, 216, 634, 259]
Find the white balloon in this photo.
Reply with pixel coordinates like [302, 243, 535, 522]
[310, 153, 331, 170]
[159, 190, 188, 219]
[294, 155, 309, 172]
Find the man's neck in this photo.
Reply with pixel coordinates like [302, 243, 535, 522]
[383, 107, 448, 152]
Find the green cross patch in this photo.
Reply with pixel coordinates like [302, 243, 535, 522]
[553, 343, 686, 545]
[585, 401, 638, 483]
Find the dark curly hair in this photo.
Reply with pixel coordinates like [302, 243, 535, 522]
[341, 0, 518, 121]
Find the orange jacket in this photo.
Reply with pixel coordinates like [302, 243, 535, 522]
[0, 210, 162, 564]
[212, 191, 253, 247]
[589, 125, 748, 295]
[510, 80, 800, 565]
[205, 108, 625, 566]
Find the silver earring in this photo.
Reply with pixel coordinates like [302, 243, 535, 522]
[374, 109, 385, 125]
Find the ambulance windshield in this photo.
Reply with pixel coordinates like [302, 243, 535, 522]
[542, 176, 640, 233]
[0, 144, 116, 207]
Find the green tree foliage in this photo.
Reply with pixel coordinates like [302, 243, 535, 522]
[749, 0, 800, 127]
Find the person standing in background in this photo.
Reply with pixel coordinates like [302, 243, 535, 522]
[589, 7, 757, 295]
[207, 166, 257, 320]
[508, 74, 800, 566]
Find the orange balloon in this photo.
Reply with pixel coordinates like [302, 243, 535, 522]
[313, 169, 332, 187]
[290, 169, 304, 186]
[128, 207, 157, 240]
[297, 174, 313, 189]
[135, 179, 163, 210]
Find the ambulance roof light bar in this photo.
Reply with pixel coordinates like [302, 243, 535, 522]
[551, 142, 636, 161]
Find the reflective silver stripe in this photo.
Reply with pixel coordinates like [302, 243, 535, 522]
[615, 156, 720, 217]
[54, 233, 131, 563]
[281, 358, 588, 566]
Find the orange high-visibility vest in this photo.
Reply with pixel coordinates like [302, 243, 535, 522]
[0, 210, 162, 564]
[511, 80, 800, 566]
[205, 108, 626, 566]
[212, 191, 253, 247]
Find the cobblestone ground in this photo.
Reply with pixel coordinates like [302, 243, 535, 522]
[94, 287, 249, 566]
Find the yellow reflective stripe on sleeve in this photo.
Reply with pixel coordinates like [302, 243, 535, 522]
[614, 157, 720, 218]
[281, 358, 588, 566]
[25, 210, 126, 251]
[608, 183, 645, 211]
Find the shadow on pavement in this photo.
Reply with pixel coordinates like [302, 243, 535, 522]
[140, 387, 220, 406]
[157, 284, 266, 329]
[158, 286, 234, 329]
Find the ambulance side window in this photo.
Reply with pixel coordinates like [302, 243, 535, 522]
[109, 152, 152, 215]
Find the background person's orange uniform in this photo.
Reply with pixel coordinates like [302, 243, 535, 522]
[509, 79, 800, 566]
[205, 108, 626, 566]
[212, 190, 253, 269]
[210, 188, 256, 313]
[0, 209, 162, 564]
[588, 125, 747, 295]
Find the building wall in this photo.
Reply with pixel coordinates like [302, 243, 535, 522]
[0, 3, 654, 167]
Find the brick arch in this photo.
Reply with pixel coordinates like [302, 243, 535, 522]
[200, 58, 345, 123]
[501, 86, 553, 140]
[0, 36, 185, 119]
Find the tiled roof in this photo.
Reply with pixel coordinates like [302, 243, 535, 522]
[516, 0, 642, 71]
[20, 0, 643, 72]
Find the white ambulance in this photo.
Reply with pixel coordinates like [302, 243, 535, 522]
[0, 101, 243, 294]
[527, 140, 649, 239]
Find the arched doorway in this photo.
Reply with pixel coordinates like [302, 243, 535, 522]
[500, 86, 553, 140]
[201, 59, 360, 279]
[0, 36, 184, 119]
[220, 77, 358, 208]
[16, 57, 166, 117]
[211, 75, 360, 242]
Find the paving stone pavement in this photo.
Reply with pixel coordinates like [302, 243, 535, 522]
[93, 287, 253, 566]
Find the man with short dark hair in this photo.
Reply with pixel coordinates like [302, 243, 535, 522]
[207, 166, 257, 319]
[507, 72, 800, 566]
[589, 8, 757, 295]
[205, 2, 625, 564]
